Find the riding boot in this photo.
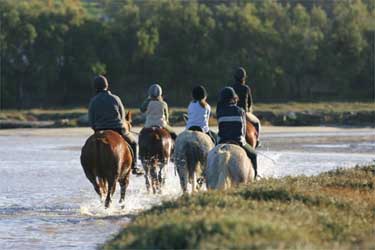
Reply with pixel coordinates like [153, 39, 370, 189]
[242, 143, 258, 180]
[121, 131, 143, 176]
[129, 142, 143, 175]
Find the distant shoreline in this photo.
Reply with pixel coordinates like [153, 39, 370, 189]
[1, 102, 374, 129]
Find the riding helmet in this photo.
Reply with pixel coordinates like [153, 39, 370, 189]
[192, 85, 207, 101]
[234, 67, 247, 81]
[94, 75, 109, 91]
[220, 87, 238, 102]
[148, 83, 162, 97]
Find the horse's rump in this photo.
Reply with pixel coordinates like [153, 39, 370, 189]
[206, 144, 254, 190]
[80, 121, 133, 208]
[174, 130, 214, 192]
[139, 127, 172, 162]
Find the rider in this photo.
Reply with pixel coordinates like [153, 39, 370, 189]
[140, 83, 177, 140]
[231, 67, 261, 147]
[216, 86, 258, 179]
[186, 85, 217, 144]
[88, 75, 143, 175]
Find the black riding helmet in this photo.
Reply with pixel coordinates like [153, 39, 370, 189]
[192, 85, 207, 101]
[234, 67, 247, 82]
[94, 75, 109, 91]
[220, 87, 238, 102]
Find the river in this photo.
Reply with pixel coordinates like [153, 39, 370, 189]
[0, 127, 374, 250]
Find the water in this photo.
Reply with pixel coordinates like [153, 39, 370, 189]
[0, 128, 374, 250]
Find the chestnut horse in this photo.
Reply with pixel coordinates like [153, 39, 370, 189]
[245, 117, 258, 148]
[80, 113, 133, 208]
[139, 127, 173, 194]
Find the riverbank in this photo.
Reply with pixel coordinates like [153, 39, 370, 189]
[103, 165, 375, 250]
[0, 102, 374, 128]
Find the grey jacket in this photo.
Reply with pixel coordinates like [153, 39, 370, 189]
[88, 90, 125, 130]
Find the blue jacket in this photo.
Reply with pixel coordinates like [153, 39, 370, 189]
[216, 102, 246, 145]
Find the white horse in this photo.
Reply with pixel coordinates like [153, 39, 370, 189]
[173, 130, 215, 193]
[206, 144, 254, 190]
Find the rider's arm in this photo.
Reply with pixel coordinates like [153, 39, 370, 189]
[88, 101, 95, 130]
[140, 98, 151, 113]
[115, 96, 126, 124]
[164, 101, 169, 123]
[248, 86, 253, 113]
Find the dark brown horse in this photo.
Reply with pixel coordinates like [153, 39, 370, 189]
[80, 113, 133, 208]
[139, 127, 173, 194]
[245, 117, 258, 148]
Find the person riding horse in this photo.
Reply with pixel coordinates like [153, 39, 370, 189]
[216, 87, 258, 179]
[231, 67, 261, 147]
[140, 83, 177, 140]
[186, 85, 217, 144]
[88, 75, 143, 175]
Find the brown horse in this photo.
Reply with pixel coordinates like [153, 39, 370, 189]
[139, 127, 173, 194]
[80, 113, 133, 208]
[245, 117, 258, 148]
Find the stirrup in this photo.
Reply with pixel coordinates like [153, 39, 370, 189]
[256, 140, 262, 148]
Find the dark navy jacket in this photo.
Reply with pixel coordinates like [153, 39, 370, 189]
[216, 102, 247, 146]
[231, 82, 253, 112]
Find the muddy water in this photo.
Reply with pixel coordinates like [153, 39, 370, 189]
[0, 127, 374, 249]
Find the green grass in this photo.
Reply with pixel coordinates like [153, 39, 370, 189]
[103, 165, 375, 250]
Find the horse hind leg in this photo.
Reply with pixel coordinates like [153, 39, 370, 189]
[84, 169, 102, 199]
[119, 171, 130, 208]
[150, 163, 159, 194]
[105, 179, 116, 209]
[143, 161, 151, 193]
[176, 159, 188, 193]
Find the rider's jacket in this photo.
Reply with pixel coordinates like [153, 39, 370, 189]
[216, 102, 247, 146]
[88, 90, 125, 130]
[231, 82, 253, 113]
[144, 99, 169, 128]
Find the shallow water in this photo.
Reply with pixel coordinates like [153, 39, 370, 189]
[0, 128, 374, 250]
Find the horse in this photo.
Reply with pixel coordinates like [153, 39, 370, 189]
[80, 112, 133, 208]
[245, 117, 258, 148]
[206, 143, 254, 190]
[205, 117, 258, 190]
[173, 130, 214, 193]
[138, 127, 173, 194]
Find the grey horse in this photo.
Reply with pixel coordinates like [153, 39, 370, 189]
[173, 130, 214, 193]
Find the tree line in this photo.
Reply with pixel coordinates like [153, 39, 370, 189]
[0, 0, 373, 109]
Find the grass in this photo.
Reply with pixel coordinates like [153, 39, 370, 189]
[102, 165, 375, 250]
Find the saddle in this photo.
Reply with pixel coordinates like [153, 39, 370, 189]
[188, 126, 203, 132]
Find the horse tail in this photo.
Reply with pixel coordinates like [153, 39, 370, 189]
[215, 145, 231, 189]
[184, 142, 202, 181]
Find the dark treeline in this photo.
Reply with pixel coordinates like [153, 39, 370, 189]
[0, 0, 374, 109]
